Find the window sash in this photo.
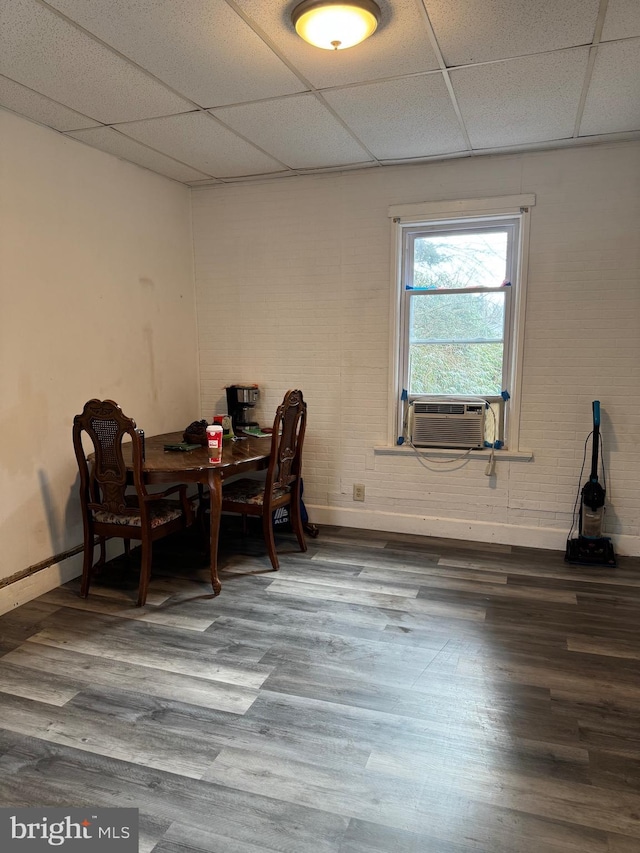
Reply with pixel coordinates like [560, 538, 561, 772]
[404, 223, 514, 293]
[398, 216, 520, 431]
[407, 288, 510, 395]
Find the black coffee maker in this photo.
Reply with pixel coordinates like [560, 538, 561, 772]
[226, 385, 260, 433]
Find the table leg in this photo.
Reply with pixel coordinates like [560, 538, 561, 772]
[207, 470, 223, 595]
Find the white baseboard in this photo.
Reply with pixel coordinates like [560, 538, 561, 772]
[306, 504, 640, 557]
[0, 553, 84, 617]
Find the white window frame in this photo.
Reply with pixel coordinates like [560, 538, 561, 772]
[387, 195, 534, 451]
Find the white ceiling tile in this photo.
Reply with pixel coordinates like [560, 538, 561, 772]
[1, 0, 638, 186]
[66, 126, 211, 182]
[451, 49, 589, 149]
[580, 40, 640, 136]
[212, 94, 373, 169]
[426, 0, 600, 65]
[116, 112, 286, 178]
[0, 0, 192, 123]
[323, 74, 467, 160]
[601, 0, 640, 41]
[234, 0, 440, 89]
[0, 74, 100, 131]
[44, 0, 306, 107]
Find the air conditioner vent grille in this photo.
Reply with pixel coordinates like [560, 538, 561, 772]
[410, 402, 485, 449]
[414, 402, 466, 415]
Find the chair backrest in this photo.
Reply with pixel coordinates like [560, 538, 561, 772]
[73, 399, 145, 516]
[265, 389, 307, 497]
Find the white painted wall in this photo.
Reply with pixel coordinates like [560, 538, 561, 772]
[0, 110, 199, 601]
[2, 113, 636, 619]
[192, 142, 640, 555]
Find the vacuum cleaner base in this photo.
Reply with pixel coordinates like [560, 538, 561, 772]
[565, 536, 616, 567]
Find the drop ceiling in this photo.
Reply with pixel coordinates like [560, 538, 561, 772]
[1, 0, 639, 187]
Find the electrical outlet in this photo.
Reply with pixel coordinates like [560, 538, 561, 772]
[353, 484, 365, 502]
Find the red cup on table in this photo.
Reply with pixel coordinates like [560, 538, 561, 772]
[206, 424, 223, 462]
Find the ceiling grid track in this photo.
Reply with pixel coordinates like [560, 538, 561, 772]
[572, 0, 610, 138]
[416, 0, 473, 153]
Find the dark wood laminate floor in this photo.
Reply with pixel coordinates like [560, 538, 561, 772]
[1, 523, 640, 852]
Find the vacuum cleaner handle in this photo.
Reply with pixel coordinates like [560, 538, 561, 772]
[590, 400, 601, 484]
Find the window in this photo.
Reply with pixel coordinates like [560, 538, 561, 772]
[390, 196, 533, 450]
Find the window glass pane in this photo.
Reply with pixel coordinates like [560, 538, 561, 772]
[409, 343, 504, 396]
[410, 230, 508, 290]
[408, 292, 505, 396]
[410, 291, 505, 342]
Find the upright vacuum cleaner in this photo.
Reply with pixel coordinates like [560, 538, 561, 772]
[565, 400, 616, 566]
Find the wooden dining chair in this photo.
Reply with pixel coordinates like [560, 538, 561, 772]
[220, 389, 308, 569]
[73, 399, 193, 606]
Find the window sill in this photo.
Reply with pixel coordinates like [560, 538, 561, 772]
[374, 445, 533, 461]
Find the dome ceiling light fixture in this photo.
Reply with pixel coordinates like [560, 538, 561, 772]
[292, 1, 381, 51]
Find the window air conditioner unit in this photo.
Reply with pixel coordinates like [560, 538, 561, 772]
[410, 401, 485, 449]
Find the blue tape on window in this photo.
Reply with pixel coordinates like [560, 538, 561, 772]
[396, 436, 405, 445]
[401, 389, 408, 401]
[485, 439, 504, 449]
[501, 390, 510, 401]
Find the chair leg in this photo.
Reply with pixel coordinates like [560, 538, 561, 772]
[197, 485, 208, 538]
[290, 495, 308, 554]
[262, 510, 279, 570]
[137, 540, 152, 607]
[80, 537, 94, 598]
[96, 536, 107, 569]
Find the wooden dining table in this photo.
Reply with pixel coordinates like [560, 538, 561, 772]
[122, 431, 271, 595]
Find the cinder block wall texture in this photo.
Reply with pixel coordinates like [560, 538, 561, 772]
[192, 142, 640, 555]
